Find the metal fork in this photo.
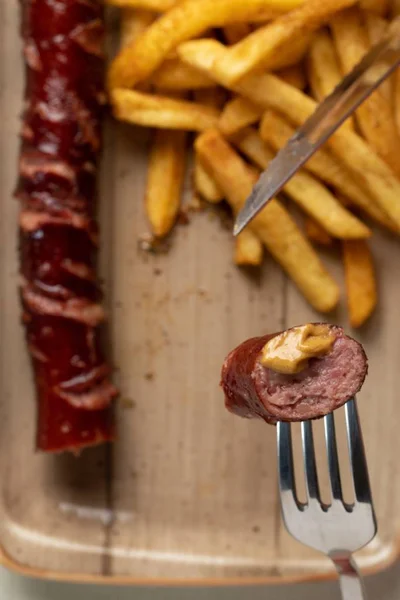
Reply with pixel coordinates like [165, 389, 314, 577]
[277, 398, 377, 600]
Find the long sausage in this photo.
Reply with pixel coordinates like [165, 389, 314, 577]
[16, 0, 117, 452]
[221, 324, 367, 423]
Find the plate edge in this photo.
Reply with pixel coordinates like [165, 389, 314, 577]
[0, 542, 397, 587]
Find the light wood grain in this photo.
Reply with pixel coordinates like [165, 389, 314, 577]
[1, 0, 400, 586]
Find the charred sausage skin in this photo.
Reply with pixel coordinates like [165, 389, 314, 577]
[17, 0, 117, 452]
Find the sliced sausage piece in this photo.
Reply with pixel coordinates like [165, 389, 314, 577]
[221, 324, 367, 423]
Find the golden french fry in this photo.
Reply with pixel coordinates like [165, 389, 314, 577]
[364, 12, 389, 44]
[108, 0, 177, 9]
[111, 89, 219, 131]
[331, 8, 400, 178]
[359, 0, 389, 15]
[364, 13, 392, 102]
[178, 39, 400, 229]
[394, 68, 400, 137]
[178, 39, 228, 72]
[392, 2, 400, 135]
[259, 109, 397, 231]
[120, 9, 155, 92]
[305, 218, 333, 246]
[106, 0, 304, 13]
[224, 31, 312, 74]
[120, 8, 154, 46]
[151, 59, 216, 90]
[232, 127, 371, 239]
[235, 229, 264, 266]
[194, 156, 224, 202]
[108, 0, 305, 89]
[222, 23, 253, 45]
[307, 30, 341, 99]
[263, 32, 312, 71]
[193, 89, 225, 202]
[277, 65, 306, 90]
[218, 96, 263, 136]
[211, 0, 356, 85]
[343, 240, 377, 328]
[307, 29, 354, 131]
[195, 129, 339, 313]
[146, 129, 187, 237]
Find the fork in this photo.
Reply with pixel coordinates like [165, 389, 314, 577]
[277, 398, 377, 600]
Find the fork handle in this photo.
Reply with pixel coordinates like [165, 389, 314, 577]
[331, 554, 366, 600]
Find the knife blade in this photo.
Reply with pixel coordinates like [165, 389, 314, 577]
[234, 17, 400, 236]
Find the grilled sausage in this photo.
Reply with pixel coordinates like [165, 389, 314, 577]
[16, 0, 117, 452]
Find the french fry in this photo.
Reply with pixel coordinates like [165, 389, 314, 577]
[277, 65, 306, 90]
[222, 23, 253, 45]
[195, 129, 340, 313]
[119, 9, 155, 92]
[364, 13, 392, 102]
[106, 0, 304, 13]
[178, 39, 229, 73]
[394, 67, 400, 138]
[232, 128, 371, 239]
[107, 0, 177, 9]
[146, 128, 187, 237]
[108, 0, 305, 89]
[120, 8, 154, 46]
[342, 240, 377, 328]
[359, 0, 389, 15]
[235, 230, 264, 266]
[331, 8, 400, 178]
[111, 89, 219, 130]
[262, 32, 312, 71]
[392, 3, 400, 136]
[364, 12, 389, 44]
[178, 39, 400, 229]
[259, 110, 397, 230]
[194, 157, 223, 202]
[307, 30, 340, 99]
[151, 59, 216, 90]
[307, 29, 354, 131]
[193, 89, 225, 202]
[211, 0, 356, 85]
[218, 96, 263, 136]
[305, 218, 333, 246]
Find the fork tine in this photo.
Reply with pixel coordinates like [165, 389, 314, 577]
[276, 400, 376, 572]
[301, 421, 321, 502]
[324, 412, 343, 502]
[277, 422, 299, 510]
[345, 398, 372, 503]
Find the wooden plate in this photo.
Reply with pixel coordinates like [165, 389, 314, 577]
[1, 0, 399, 585]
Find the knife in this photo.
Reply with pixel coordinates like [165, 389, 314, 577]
[234, 17, 400, 236]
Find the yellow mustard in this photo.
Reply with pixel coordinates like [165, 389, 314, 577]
[259, 324, 336, 375]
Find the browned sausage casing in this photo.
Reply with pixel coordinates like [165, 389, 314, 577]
[221, 325, 367, 423]
[16, 0, 117, 452]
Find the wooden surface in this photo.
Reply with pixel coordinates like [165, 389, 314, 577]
[1, 0, 400, 585]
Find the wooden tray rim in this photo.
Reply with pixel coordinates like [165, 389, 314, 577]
[0, 540, 397, 586]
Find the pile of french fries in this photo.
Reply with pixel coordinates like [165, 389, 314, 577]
[107, 0, 400, 327]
